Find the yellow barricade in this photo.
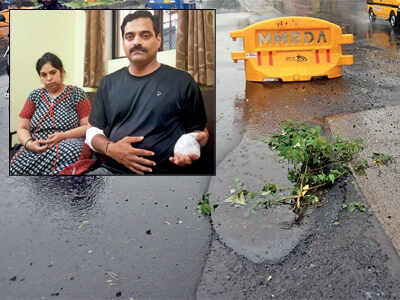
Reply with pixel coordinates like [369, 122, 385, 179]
[231, 17, 354, 82]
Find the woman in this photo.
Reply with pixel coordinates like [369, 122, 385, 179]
[10, 52, 94, 175]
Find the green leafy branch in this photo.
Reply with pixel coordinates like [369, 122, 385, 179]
[352, 153, 395, 175]
[219, 121, 395, 220]
[197, 192, 218, 216]
[342, 201, 366, 213]
[262, 121, 363, 217]
[258, 121, 394, 219]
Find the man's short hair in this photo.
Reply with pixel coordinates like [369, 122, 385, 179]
[121, 11, 160, 38]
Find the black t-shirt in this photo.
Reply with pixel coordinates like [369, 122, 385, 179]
[89, 64, 207, 174]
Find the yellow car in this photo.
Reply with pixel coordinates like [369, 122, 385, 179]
[0, 9, 9, 28]
[1, 7, 33, 42]
[367, 0, 400, 27]
[0, 9, 9, 43]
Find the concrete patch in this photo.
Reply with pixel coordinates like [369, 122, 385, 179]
[209, 137, 312, 264]
[327, 105, 400, 255]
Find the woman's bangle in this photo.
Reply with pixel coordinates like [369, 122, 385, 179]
[24, 138, 33, 149]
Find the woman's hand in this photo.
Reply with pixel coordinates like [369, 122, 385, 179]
[26, 140, 48, 154]
[45, 132, 66, 149]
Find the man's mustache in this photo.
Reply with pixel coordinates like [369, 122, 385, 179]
[130, 46, 147, 54]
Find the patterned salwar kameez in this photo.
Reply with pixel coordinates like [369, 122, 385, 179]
[10, 86, 94, 175]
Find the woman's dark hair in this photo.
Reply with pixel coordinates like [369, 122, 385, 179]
[36, 52, 64, 75]
[121, 11, 160, 38]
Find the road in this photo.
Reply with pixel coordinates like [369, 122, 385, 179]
[197, 0, 400, 299]
[1, 4, 215, 300]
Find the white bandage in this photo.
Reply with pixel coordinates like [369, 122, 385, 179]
[85, 127, 105, 151]
[174, 132, 200, 157]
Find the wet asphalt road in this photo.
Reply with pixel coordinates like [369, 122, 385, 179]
[0, 170, 213, 299]
[1, 4, 215, 298]
[1, 74, 211, 299]
[199, 0, 400, 298]
[0, 173, 211, 299]
[1, 0, 400, 299]
[2, 5, 212, 300]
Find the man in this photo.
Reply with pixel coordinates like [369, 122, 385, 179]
[37, 0, 71, 9]
[0, 1, 7, 10]
[86, 11, 209, 175]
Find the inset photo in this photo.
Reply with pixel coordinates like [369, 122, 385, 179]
[9, 9, 215, 175]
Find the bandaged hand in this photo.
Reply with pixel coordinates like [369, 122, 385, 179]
[169, 132, 201, 167]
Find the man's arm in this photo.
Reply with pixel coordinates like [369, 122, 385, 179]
[87, 124, 156, 175]
[169, 74, 209, 167]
